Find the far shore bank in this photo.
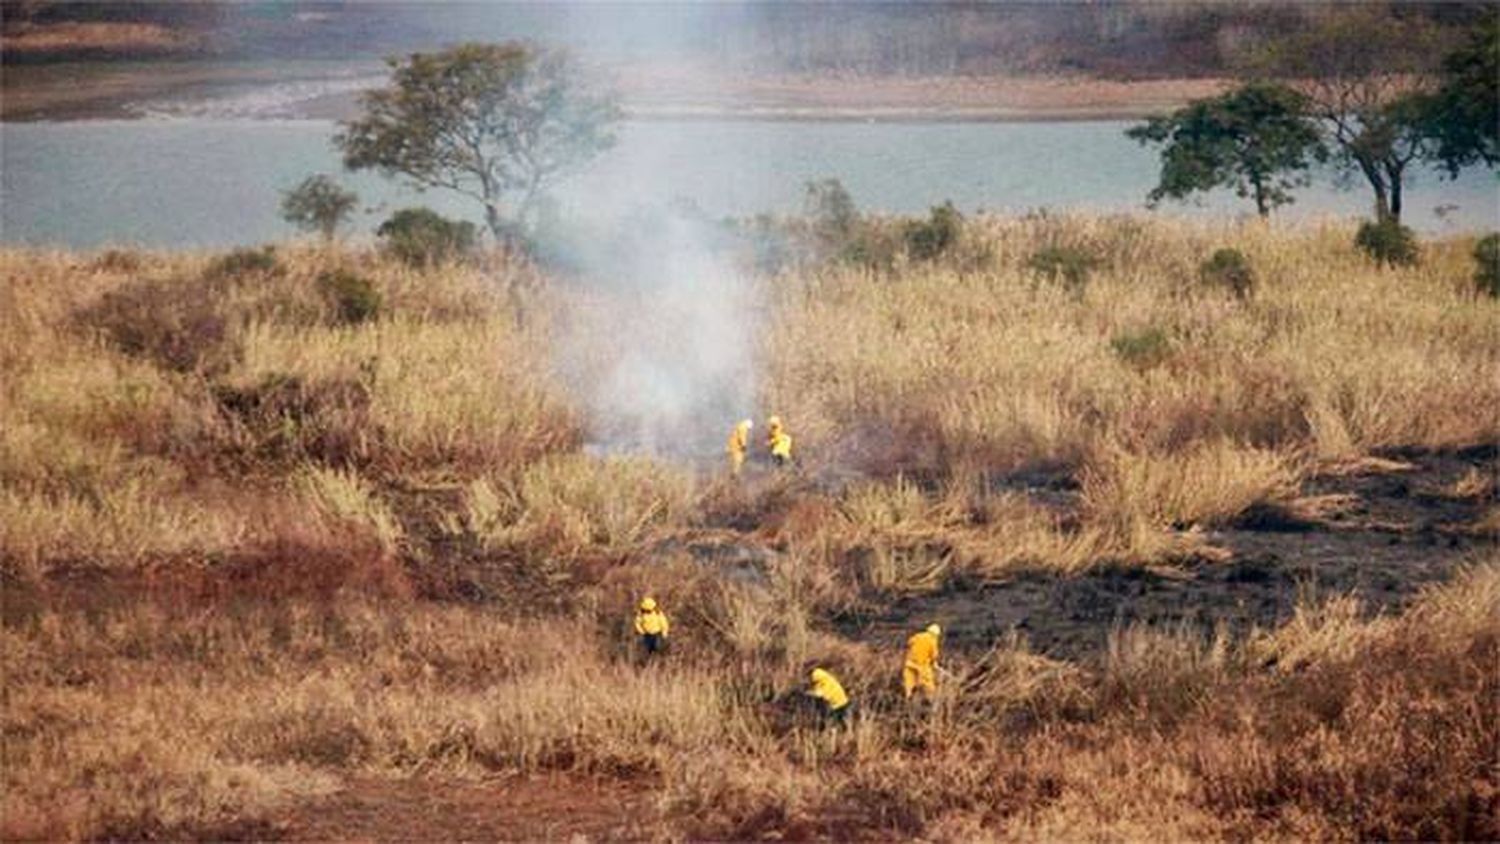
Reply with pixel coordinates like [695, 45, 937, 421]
[2, 60, 1228, 123]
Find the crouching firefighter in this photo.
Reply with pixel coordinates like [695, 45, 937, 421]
[634, 596, 670, 657]
[806, 667, 852, 726]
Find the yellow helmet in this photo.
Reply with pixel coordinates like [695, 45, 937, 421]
[640, 597, 657, 612]
[927, 623, 942, 637]
[810, 667, 830, 682]
[768, 415, 783, 429]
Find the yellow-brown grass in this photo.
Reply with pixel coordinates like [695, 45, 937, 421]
[1, 217, 1496, 839]
[4, 561, 1493, 840]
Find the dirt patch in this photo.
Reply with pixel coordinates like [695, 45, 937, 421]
[274, 774, 655, 842]
[844, 449, 1496, 661]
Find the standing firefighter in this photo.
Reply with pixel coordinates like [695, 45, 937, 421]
[902, 623, 942, 700]
[807, 667, 852, 726]
[726, 419, 753, 475]
[634, 597, 670, 657]
[766, 415, 794, 466]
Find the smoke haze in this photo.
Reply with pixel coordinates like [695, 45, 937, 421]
[553, 206, 761, 460]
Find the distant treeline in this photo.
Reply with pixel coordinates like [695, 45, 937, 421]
[2, 1, 1493, 77]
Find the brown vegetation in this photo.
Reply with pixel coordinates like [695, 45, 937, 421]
[2, 216, 1496, 839]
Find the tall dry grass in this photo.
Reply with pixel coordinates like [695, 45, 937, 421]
[4, 218, 1495, 579]
[1, 217, 1495, 839]
[769, 216, 1497, 474]
[6, 558, 1491, 840]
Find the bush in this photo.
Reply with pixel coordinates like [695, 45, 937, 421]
[1110, 327, 1173, 370]
[904, 201, 963, 262]
[1028, 243, 1102, 289]
[317, 270, 382, 325]
[1354, 217, 1419, 267]
[89, 249, 142, 273]
[213, 373, 372, 465]
[1472, 234, 1499, 297]
[1199, 248, 1256, 298]
[205, 246, 280, 281]
[804, 178, 859, 249]
[75, 278, 234, 373]
[377, 208, 477, 267]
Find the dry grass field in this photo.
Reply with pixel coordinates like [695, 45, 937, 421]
[2, 215, 1496, 840]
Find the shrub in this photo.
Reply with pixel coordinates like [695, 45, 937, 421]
[1110, 327, 1173, 370]
[841, 219, 906, 271]
[377, 208, 477, 267]
[75, 278, 234, 373]
[1473, 233, 1499, 297]
[89, 249, 142, 273]
[904, 201, 963, 262]
[1354, 217, 1419, 267]
[804, 178, 858, 247]
[213, 373, 372, 465]
[1199, 248, 1256, 298]
[317, 270, 382, 325]
[205, 246, 280, 281]
[1028, 243, 1102, 289]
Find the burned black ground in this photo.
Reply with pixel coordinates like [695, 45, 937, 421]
[842, 449, 1496, 661]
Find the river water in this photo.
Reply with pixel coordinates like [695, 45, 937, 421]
[2, 118, 1495, 249]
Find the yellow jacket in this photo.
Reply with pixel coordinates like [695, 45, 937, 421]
[634, 608, 669, 637]
[727, 421, 751, 456]
[770, 432, 793, 460]
[767, 419, 794, 461]
[808, 668, 849, 711]
[904, 630, 940, 670]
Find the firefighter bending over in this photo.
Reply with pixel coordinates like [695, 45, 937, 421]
[903, 623, 942, 700]
[807, 667, 851, 726]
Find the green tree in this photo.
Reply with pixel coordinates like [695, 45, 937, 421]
[280, 174, 358, 241]
[337, 42, 620, 242]
[1127, 83, 1325, 217]
[1423, 16, 1499, 177]
[1254, 9, 1446, 223]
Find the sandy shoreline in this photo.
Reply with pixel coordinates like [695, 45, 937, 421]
[2, 60, 1227, 123]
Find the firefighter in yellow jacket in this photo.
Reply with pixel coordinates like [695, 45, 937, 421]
[806, 667, 851, 725]
[726, 419, 753, 475]
[633, 597, 670, 657]
[766, 415, 793, 466]
[902, 623, 942, 699]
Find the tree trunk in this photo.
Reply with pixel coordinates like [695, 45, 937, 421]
[484, 203, 505, 240]
[1250, 172, 1270, 217]
[1385, 160, 1405, 223]
[1356, 155, 1393, 222]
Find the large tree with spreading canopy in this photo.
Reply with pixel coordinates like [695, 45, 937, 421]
[1127, 83, 1325, 217]
[1252, 9, 1449, 224]
[337, 42, 620, 242]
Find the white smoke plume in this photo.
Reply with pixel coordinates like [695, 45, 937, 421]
[508, 21, 771, 462]
[547, 202, 763, 462]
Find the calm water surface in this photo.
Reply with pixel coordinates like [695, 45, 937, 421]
[2, 119, 1495, 248]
